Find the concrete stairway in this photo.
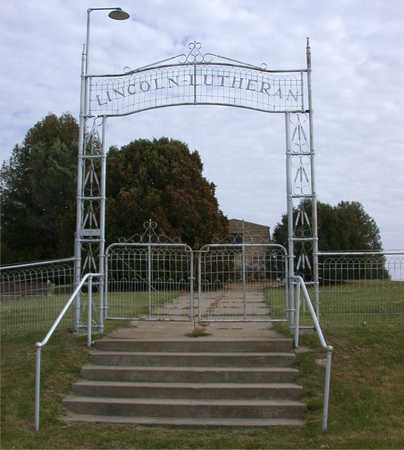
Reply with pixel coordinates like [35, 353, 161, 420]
[64, 338, 305, 426]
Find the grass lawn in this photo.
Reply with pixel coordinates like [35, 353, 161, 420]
[1, 320, 404, 449]
[265, 280, 404, 326]
[1, 291, 180, 337]
[106, 290, 180, 318]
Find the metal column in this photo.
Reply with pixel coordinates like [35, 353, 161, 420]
[285, 112, 295, 328]
[284, 38, 319, 324]
[73, 88, 107, 331]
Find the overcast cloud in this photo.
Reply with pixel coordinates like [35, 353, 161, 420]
[1, 0, 403, 250]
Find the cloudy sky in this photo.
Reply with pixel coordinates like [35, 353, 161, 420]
[1, 0, 403, 250]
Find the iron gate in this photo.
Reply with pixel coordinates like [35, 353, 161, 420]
[197, 244, 289, 322]
[105, 243, 288, 322]
[105, 243, 194, 320]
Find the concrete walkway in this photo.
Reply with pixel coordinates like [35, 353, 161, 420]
[108, 321, 282, 340]
[153, 283, 271, 321]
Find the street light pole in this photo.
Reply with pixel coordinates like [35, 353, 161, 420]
[74, 7, 130, 332]
[85, 7, 130, 74]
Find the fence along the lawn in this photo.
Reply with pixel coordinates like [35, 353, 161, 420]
[0, 258, 75, 336]
[316, 251, 404, 326]
[1, 251, 403, 333]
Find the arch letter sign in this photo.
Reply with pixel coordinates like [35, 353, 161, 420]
[75, 40, 319, 335]
[88, 41, 308, 117]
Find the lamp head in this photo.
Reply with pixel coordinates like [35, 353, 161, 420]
[108, 8, 130, 20]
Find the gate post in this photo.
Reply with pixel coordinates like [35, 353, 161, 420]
[284, 39, 320, 328]
[285, 112, 295, 329]
[73, 45, 86, 331]
[147, 244, 152, 319]
[73, 66, 107, 332]
[98, 116, 107, 334]
[190, 250, 194, 322]
[306, 39, 320, 319]
[197, 251, 202, 322]
[242, 242, 247, 319]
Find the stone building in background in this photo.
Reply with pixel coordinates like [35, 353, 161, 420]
[228, 219, 271, 244]
[228, 219, 271, 272]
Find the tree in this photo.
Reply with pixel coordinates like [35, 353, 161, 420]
[1, 115, 228, 263]
[273, 200, 383, 252]
[106, 138, 228, 247]
[1, 114, 78, 263]
[272, 200, 387, 281]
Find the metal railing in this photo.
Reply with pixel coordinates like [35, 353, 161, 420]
[292, 275, 333, 432]
[34, 273, 101, 431]
[0, 257, 75, 336]
[317, 251, 404, 326]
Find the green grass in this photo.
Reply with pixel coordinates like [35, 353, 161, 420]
[1, 291, 180, 337]
[266, 280, 404, 327]
[1, 322, 404, 449]
[107, 290, 179, 318]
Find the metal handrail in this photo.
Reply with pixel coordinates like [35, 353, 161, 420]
[292, 275, 333, 432]
[34, 272, 100, 431]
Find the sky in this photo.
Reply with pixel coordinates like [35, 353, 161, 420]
[1, 0, 403, 250]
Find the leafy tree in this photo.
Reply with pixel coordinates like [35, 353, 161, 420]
[272, 200, 387, 281]
[273, 200, 383, 252]
[1, 115, 228, 264]
[1, 113, 78, 263]
[107, 138, 228, 247]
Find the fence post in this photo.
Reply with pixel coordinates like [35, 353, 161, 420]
[294, 280, 301, 348]
[87, 276, 92, 347]
[148, 244, 152, 319]
[198, 251, 202, 322]
[104, 250, 109, 320]
[99, 274, 104, 334]
[34, 344, 42, 431]
[190, 250, 194, 322]
[322, 347, 333, 432]
[242, 243, 247, 319]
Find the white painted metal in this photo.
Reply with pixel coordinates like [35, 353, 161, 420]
[198, 244, 288, 322]
[34, 272, 100, 431]
[292, 275, 333, 432]
[73, 31, 318, 334]
[105, 243, 194, 321]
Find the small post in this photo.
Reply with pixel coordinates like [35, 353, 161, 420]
[284, 253, 289, 322]
[87, 276, 92, 347]
[198, 251, 202, 322]
[104, 250, 109, 320]
[34, 344, 42, 431]
[148, 244, 152, 319]
[242, 220, 247, 319]
[322, 347, 333, 432]
[294, 280, 301, 348]
[190, 250, 194, 322]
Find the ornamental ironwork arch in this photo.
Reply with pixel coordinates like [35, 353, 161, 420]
[73, 39, 319, 329]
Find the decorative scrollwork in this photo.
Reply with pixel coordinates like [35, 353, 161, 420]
[117, 219, 182, 244]
[185, 41, 203, 63]
[151, 41, 265, 68]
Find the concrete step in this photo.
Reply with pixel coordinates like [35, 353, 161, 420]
[63, 396, 306, 419]
[64, 413, 305, 427]
[95, 338, 293, 353]
[72, 380, 303, 400]
[81, 365, 299, 383]
[89, 351, 296, 367]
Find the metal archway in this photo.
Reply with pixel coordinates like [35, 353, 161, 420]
[73, 40, 319, 330]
